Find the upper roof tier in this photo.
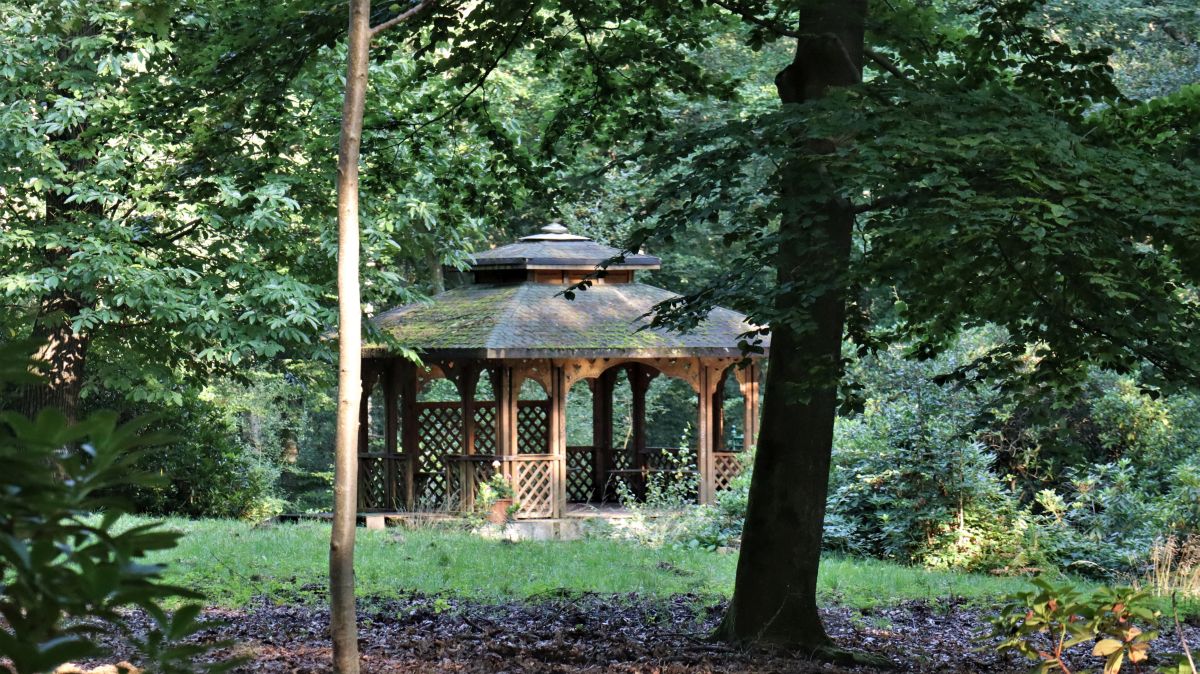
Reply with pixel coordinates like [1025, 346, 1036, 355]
[469, 223, 661, 272]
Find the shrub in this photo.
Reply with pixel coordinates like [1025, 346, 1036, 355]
[0, 341, 230, 673]
[108, 393, 284, 520]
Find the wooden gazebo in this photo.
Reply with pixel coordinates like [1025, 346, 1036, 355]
[356, 224, 767, 519]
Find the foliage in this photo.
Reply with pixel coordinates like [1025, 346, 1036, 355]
[989, 578, 1196, 674]
[0, 340, 228, 673]
[477, 468, 519, 521]
[94, 392, 282, 520]
[606, 446, 719, 550]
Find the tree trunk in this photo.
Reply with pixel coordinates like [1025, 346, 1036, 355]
[330, 0, 372, 672]
[15, 291, 90, 423]
[716, 0, 865, 649]
[428, 249, 445, 293]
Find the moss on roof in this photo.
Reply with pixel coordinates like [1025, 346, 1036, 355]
[367, 282, 765, 358]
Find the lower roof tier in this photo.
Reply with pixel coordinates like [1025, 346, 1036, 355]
[367, 282, 768, 359]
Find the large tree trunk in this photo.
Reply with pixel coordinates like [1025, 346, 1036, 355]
[716, 0, 865, 649]
[15, 291, 90, 423]
[330, 0, 372, 672]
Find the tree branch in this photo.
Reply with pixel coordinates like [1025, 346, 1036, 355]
[863, 46, 907, 80]
[369, 0, 435, 38]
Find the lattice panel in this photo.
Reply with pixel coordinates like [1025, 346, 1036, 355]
[416, 405, 461, 470]
[713, 452, 743, 492]
[472, 458, 496, 495]
[516, 402, 549, 453]
[415, 471, 448, 509]
[473, 404, 497, 454]
[611, 447, 634, 470]
[566, 446, 595, 502]
[358, 456, 387, 510]
[358, 455, 405, 511]
[512, 458, 556, 518]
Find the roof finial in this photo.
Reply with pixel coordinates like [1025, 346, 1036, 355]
[518, 222, 590, 242]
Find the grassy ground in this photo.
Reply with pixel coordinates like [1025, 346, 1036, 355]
[143, 517, 1049, 609]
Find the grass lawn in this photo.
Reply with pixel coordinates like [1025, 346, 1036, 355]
[143, 517, 1050, 609]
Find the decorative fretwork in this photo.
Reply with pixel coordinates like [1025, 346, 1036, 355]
[713, 451, 743, 492]
[566, 446, 595, 502]
[516, 401, 549, 453]
[508, 456, 558, 518]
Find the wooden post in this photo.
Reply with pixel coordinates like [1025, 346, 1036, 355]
[358, 362, 373, 459]
[591, 372, 615, 502]
[712, 368, 728, 452]
[696, 362, 715, 505]
[385, 359, 399, 510]
[356, 363, 378, 510]
[630, 364, 649, 470]
[461, 363, 478, 455]
[737, 362, 761, 452]
[458, 363, 477, 511]
[493, 364, 517, 458]
[400, 361, 418, 510]
[549, 363, 567, 518]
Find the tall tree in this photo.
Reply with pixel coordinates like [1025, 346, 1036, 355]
[715, 0, 865, 649]
[329, 2, 431, 672]
[612, 0, 1200, 650]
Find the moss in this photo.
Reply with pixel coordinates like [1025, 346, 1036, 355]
[368, 282, 757, 354]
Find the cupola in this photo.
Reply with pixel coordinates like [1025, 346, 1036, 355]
[469, 223, 661, 285]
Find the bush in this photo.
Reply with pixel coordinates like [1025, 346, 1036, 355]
[0, 340, 229, 673]
[106, 393, 284, 520]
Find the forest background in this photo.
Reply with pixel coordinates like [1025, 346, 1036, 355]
[2, 0, 1199, 587]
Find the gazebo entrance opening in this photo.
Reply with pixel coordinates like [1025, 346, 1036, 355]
[356, 223, 767, 520]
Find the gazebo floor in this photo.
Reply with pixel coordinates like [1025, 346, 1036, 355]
[276, 503, 641, 540]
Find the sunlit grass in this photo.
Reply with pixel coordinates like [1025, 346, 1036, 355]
[139, 516, 1066, 610]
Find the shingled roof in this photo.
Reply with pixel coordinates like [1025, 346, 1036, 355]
[470, 224, 661, 270]
[368, 282, 765, 358]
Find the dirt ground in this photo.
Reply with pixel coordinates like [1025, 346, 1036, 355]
[80, 591, 1200, 673]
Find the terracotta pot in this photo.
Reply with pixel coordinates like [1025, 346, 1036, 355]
[487, 498, 514, 524]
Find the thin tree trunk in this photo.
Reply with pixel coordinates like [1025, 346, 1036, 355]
[716, 0, 865, 650]
[330, 0, 372, 671]
[329, 2, 434, 671]
[15, 290, 90, 423]
[428, 250, 445, 293]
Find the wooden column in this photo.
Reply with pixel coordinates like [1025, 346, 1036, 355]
[400, 361, 418, 510]
[712, 368, 728, 452]
[696, 362, 715, 505]
[549, 363, 568, 517]
[591, 372, 615, 502]
[356, 362, 375, 511]
[630, 364, 649, 470]
[461, 364, 478, 455]
[385, 359, 400, 510]
[492, 364, 517, 458]
[737, 362, 761, 452]
[457, 363, 478, 511]
[358, 362, 374, 457]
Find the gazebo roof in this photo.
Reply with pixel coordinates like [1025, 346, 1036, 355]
[368, 282, 765, 359]
[470, 224, 661, 271]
